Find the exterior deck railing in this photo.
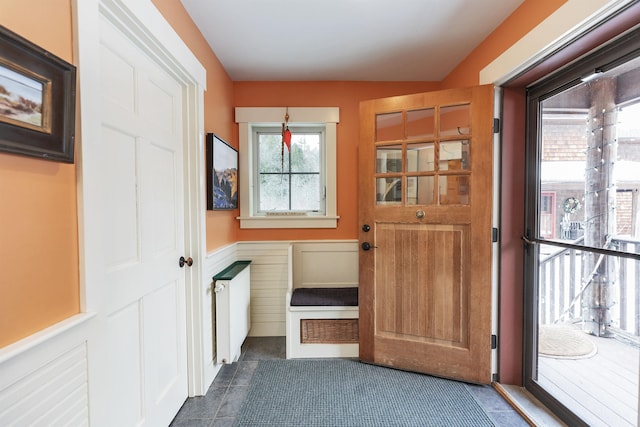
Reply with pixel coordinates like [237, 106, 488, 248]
[539, 236, 640, 337]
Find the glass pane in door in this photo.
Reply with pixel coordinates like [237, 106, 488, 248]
[532, 53, 640, 425]
[439, 140, 470, 171]
[376, 112, 403, 141]
[440, 104, 470, 137]
[407, 176, 435, 205]
[536, 248, 639, 426]
[407, 143, 434, 172]
[376, 145, 402, 173]
[407, 108, 435, 139]
[376, 177, 402, 204]
[439, 175, 469, 205]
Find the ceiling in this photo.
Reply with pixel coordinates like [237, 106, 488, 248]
[179, 0, 525, 82]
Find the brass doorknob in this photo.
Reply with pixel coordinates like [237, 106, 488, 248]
[416, 210, 425, 219]
[179, 256, 193, 268]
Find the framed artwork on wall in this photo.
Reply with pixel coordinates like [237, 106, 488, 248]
[0, 25, 76, 163]
[206, 133, 238, 210]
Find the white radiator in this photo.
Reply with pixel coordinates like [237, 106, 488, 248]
[214, 261, 251, 364]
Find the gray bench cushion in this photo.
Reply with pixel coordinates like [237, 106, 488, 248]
[290, 287, 358, 307]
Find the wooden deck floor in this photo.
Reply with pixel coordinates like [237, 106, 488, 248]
[538, 334, 639, 426]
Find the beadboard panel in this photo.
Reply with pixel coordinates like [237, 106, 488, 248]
[236, 241, 359, 336]
[249, 264, 289, 284]
[251, 289, 288, 322]
[0, 315, 92, 426]
[205, 241, 359, 338]
[238, 242, 292, 337]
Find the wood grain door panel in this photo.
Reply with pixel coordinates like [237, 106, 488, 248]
[375, 223, 469, 347]
[359, 85, 494, 384]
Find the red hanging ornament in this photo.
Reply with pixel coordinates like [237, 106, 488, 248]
[281, 122, 285, 172]
[283, 127, 291, 152]
[281, 109, 291, 173]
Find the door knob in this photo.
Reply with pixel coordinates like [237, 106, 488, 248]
[179, 256, 193, 268]
[416, 210, 425, 219]
[361, 242, 371, 251]
[362, 224, 371, 232]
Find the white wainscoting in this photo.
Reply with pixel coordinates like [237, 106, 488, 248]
[0, 314, 94, 426]
[237, 242, 292, 337]
[240, 240, 359, 337]
[204, 240, 358, 339]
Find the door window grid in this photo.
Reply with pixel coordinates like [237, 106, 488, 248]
[374, 104, 471, 206]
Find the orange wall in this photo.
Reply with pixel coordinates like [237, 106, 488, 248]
[232, 0, 568, 245]
[0, 0, 236, 347]
[233, 81, 440, 242]
[0, 0, 79, 347]
[0, 0, 572, 348]
[442, 0, 567, 88]
[151, 0, 237, 252]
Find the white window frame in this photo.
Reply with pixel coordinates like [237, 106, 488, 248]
[235, 107, 339, 229]
[253, 125, 326, 215]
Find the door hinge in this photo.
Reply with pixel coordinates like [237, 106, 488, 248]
[492, 227, 499, 243]
[491, 334, 497, 349]
[492, 373, 499, 383]
[493, 118, 500, 133]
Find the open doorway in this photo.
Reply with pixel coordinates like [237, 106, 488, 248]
[524, 29, 640, 426]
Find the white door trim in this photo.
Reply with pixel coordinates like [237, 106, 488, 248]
[74, 1, 207, 424]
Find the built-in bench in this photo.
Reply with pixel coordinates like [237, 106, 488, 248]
[286, 287, 359, 358]
[285, 242, 359, 359]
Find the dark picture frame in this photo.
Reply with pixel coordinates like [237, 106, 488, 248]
[206, 133, 238, 210]
[0, 25, 76, 163]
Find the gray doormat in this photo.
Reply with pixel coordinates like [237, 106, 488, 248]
[233, 359, 495, 426]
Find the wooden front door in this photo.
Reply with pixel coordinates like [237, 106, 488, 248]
[358, 85, 494, 384]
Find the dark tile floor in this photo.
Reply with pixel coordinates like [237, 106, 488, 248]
[170, 337, 528, 427]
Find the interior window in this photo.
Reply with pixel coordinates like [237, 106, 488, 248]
[255, 127, 325, 214]
[235, 107, 339, 229]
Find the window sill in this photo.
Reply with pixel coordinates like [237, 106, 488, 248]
[237, 215, 339, 229]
